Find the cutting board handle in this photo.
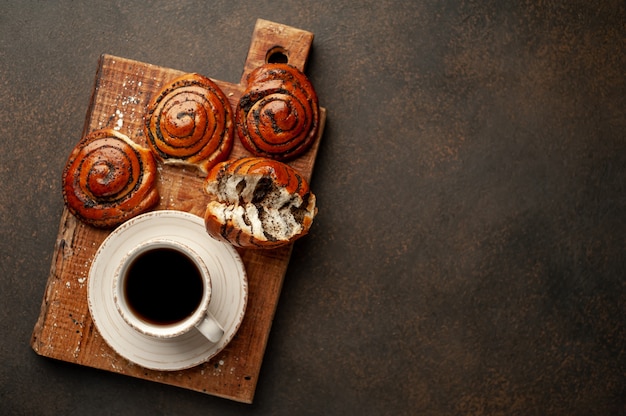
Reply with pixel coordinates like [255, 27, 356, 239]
[240, 19, 314, 84]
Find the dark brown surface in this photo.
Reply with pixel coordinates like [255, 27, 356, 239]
[1, 1, 625, 415]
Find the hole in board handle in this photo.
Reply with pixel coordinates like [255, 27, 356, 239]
[266, 46, 289, 64]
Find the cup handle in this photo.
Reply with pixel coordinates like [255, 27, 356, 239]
[195, 312, 225, 343]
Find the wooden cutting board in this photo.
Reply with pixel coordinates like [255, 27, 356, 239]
[30, 19, 326, 404]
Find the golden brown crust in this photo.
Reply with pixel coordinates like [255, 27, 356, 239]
[204, 157, 317, 249]
[144, 73, 234, 175]
[236, 64, 319, 161]
[62, 129, 160, 228]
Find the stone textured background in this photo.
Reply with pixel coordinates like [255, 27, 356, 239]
[1, 1, 624, 415]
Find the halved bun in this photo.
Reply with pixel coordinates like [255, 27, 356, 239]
[204, 157, 317, 248]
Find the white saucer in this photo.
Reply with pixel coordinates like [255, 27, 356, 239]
[87, 210, 248, 371]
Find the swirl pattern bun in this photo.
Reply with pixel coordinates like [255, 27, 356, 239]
[236, 64, 319, 161]
[62, 129, 160, 228]
[204, 157, 317, 249]
[144, 73, 234, 174]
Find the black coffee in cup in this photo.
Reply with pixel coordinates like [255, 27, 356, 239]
[123, 247, 204, 325]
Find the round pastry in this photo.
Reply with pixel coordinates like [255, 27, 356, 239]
[144, 73, 234, 174]
[204, 157, 317, 249]
[62, 129, 160, 228]
[236, 63, 319, 161]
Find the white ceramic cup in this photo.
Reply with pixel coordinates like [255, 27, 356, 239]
[112, 238, 224, 343]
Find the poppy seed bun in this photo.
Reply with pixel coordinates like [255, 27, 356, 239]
[204, 157, 317, 248]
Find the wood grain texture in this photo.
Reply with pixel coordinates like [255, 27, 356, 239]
[240, 19, 314, 84]
[30, 19, 326, 404]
